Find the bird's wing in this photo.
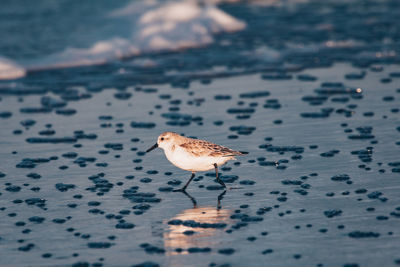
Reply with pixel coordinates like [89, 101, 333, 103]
[180, 140, 244, 157]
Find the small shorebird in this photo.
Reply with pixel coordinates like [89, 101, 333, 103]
[146, 132, 248, 191]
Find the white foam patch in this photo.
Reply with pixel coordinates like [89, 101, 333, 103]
[26, 0, 246, 71]
[135, 1, 245, 51]
[29, 38, 140, 70]
[285, 39, 365, 54]
[0, 57, 26, 80]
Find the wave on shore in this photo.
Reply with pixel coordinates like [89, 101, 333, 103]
[0, 0, 246, 80]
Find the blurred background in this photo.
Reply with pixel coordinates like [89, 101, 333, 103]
[1, 0, 399, 83]
[1, 1, 400, 267]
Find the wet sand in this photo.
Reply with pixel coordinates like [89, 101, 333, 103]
[0, 63, 400, 266]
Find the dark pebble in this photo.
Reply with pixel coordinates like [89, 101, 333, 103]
[348, 231, 380, 238]
[218, 248, 235, 255]
[87, 242, 113, 249]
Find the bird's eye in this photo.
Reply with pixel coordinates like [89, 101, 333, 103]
[161, 137, 164, 141]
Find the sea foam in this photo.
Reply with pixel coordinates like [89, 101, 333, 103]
[0, 57, 26, 80]
[16, 0, 246, 73]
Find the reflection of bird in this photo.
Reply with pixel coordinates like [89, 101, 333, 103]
[164, 205, 232, 256]
[146, 132, 248, 191]
[180, 189, 227, 210]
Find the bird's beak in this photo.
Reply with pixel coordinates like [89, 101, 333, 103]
[146, 143, 158, 153]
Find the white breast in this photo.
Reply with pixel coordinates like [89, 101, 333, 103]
[163, 145, 233, 172]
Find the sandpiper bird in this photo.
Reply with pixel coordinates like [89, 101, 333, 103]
[146, 132, 248, 191]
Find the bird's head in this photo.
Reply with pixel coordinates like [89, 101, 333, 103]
[146, 132, 180, 152]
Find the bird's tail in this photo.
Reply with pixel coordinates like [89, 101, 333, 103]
[223, 151, 249, 157]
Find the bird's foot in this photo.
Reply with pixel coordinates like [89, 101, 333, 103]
[172, 188, 186, 192]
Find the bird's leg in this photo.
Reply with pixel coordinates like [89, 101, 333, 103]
[217, 190, 227, 210]
[214, 163, 226, 188]
[181, 190, 197, 208]
[173, 172, 195, 192]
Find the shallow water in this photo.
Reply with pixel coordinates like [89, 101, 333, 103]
[1, 62, 400, 266]
[1, 0, 400, 80]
